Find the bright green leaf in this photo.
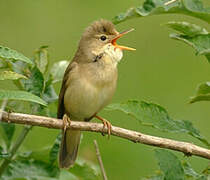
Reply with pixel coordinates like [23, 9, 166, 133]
[0, 122, 15, 149]
[2, 159, 59, 180]
[50, 60, 69, 83]
[0, 45, 33, 64]
[49, 133, 62, 164]
[190, 82, 210, 103]
[0, 90, 47, 106]
[113, 0, 210, 25]
[34, 46, 49, 74]
[70, 162, 100, 180]
[155, 149, 185, 180]
[166, 21, 208, 37]
[0, 71, 27, 81]
[107, 100, 210, 147]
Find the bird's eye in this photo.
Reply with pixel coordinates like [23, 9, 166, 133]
[100, 35, 107, 41]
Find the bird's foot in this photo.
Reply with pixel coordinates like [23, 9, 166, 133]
[95, 115, 112, 139]
[63, 114, 71, 132]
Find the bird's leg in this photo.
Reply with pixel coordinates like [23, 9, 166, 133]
[94, 115, 112, 139]
[63, 114, 71, 132]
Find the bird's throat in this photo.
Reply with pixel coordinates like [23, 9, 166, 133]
[104, 44, 123, 65]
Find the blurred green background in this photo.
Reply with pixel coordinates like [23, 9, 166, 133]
[0, 0, 210, 179]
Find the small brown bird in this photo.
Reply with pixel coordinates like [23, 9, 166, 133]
[57, 19, 135, 168]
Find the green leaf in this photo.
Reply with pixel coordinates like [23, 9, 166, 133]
[195, 82, 210, 95]
[9, 61, 29, 77]
[0, 122, 15, 148]
[107, 100, 210, 147]
[190, 82, 210, 103]
[182, 161, 204, 179]
[59, 169, 78, 180]
[70, 161, 100, 180]
[34, 46, 49, 74]
[113, 0, 210, 24]
[190, 94, 210, 103]
[2, 159, 60, 180]
[42, 78, 58, 104]
[21, 66, 45, 96]
[0, 45, 33, 64]
[50, 60, 69, 83]
[0, 90, 47, 106]
[166, 21, 208, 37]
[155, 149, 185, 180]
[166, 21, 210, 62]
[170, 33, 210, 62]
[0, 71, 27, 81]
[49, 133, 62, 164]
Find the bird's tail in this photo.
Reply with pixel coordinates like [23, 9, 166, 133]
[59, 129, 81, 168]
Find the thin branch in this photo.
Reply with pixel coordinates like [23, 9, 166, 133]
[94, 140, 108, 180]
[1, 111, 210, 160]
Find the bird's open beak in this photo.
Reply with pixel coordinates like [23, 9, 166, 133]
[111, 28, 136, 51]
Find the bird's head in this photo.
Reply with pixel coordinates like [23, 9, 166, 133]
[77, 19, 135, 63]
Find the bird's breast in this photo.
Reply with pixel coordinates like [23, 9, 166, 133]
[64, 64, 117, 120]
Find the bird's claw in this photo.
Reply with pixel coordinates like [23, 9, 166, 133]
[63, 114, 71, 132]
[95, 115, 112, 139]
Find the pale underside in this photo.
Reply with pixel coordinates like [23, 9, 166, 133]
[64, 44, 123, 121]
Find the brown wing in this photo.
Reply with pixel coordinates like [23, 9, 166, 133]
[57, 61, 78, 119]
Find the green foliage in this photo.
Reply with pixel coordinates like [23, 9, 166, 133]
[70, 162, 100, 180]
[34, 46, 49, 74]
[113, 0, 210, 25]
[0, 90, 47, 106]
[155, 149, 185, 180]
[22, 66, 45, 96]
[0, 71, 27, 81]
[166, 21, 208, 37]
[49, 133, 62, 164]
[0, 123, 15, 149]
[50, 60, 69, 83]
[0, 45, 100, 180]
[0, 45, 33, 64]
[190, 82, 210, 103]
[166, 21, 210, 62]
[2, 159, 60, 180]
[0, 0, 210, 178]
[108, 100, 210, 146]
[42, 78, 58, 104]
[144, 150, 209, 180]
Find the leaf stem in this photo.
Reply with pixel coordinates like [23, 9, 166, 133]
[0, 125, 32, 177]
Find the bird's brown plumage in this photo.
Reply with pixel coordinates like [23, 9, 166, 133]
[58, 19, 123, 168]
